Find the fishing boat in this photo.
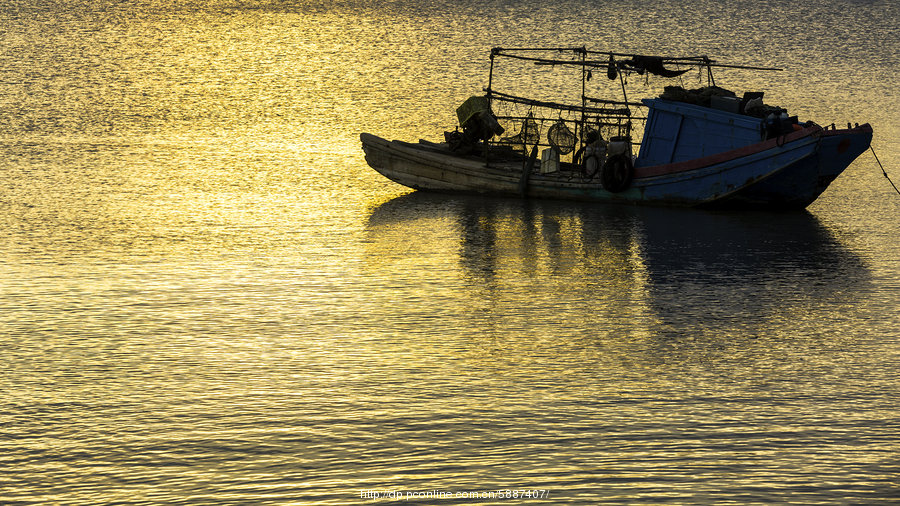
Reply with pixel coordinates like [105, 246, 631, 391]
[360, 47, 872, 209]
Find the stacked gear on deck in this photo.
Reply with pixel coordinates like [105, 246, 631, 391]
[445, 96, 505, 154]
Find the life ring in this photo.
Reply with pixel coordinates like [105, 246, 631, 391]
[582, 153, 602, 180]
[601, 154, 633, 192]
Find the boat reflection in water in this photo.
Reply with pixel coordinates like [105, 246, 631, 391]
[365, 191, 871, 342]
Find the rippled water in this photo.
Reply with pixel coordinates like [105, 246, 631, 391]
[1, 0, 899, 504]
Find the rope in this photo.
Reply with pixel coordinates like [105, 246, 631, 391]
[871, 146, 900, 196]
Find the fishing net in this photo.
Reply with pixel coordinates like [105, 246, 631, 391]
[547, 120, 576, 154]
[500, 111, 541, 148]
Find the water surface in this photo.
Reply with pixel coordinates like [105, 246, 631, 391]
[1, 0, 898, 504]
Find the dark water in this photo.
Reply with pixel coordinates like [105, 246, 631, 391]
[1, 0, 899, 504]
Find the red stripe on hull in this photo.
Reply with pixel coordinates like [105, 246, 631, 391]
[634, 123, 872, 179]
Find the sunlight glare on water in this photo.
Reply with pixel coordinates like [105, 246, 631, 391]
[1, 0, 898, 504]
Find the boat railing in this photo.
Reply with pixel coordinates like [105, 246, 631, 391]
[488, 90, 647, 163]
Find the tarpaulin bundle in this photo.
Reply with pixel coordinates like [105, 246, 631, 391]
[620, 56, 690, 78]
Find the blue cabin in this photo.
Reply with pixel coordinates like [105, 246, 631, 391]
[636, 98, 766, 168]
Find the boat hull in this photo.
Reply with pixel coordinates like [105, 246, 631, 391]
[360, 124, 872, 209]
[711, 126, 873, 209]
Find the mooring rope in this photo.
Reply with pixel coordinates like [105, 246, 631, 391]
[870, 146, 900, 197]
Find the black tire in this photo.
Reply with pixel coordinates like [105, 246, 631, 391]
[601, 154, 633, 192]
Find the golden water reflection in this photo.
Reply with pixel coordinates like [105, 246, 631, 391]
[365, 192, 871, 348]
[351, 192, 891, 505]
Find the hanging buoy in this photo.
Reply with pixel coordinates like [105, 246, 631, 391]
[607, 54, 617, 80]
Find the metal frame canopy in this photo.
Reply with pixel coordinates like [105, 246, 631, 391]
[481, 46, 781, 160]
